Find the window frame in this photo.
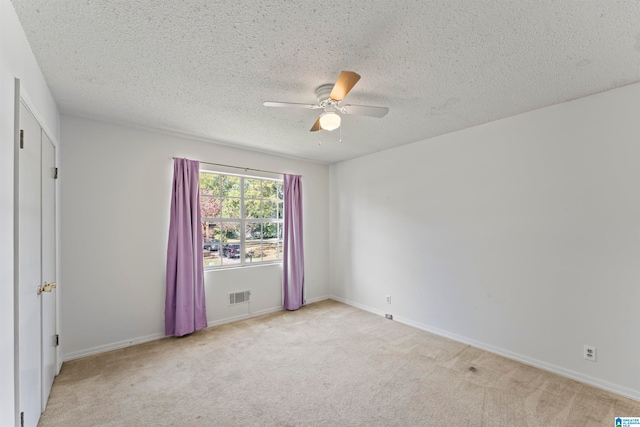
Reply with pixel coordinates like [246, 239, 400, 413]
[200, 169, 284, 270]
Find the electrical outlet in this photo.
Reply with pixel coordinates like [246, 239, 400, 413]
[385, 313, 393, 320]
[583, 345, 597, 362]
[385, 295, 391, 304]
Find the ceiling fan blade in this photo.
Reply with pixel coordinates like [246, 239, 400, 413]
[329, 71, 361, 101]
[310, 117, 322, 132]
[263, 101, 321, 109]
[341, 104, 389, 118]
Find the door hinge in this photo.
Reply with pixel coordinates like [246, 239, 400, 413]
[54, 167, 59, 179]
[20, 411, 24, 427]
[55, 334, 59, 346]
[20, 129, 24, 149]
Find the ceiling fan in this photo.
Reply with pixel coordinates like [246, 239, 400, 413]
[263, 71, 389, 132]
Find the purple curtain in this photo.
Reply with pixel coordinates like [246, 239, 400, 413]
[283, 174, 305, 310]
[165, 158, 207, 336]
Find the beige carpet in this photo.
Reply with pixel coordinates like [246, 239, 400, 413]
[39, 300, 639, 426]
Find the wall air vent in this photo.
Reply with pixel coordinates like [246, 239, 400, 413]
[228, 290, 251, 305]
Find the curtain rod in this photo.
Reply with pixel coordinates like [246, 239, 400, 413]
[172, 157, 283, 176]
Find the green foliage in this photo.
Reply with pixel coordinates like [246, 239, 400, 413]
[245, 200, 261, 219]
[200, 172, 220, 196]
[244, 178, 261, 199]
[263, 222, 279, 239]
[262, 181, 277, 198]
[263, 200, 277, 218]
[222, 198, 240, 218]
[221, 175, 241, 197]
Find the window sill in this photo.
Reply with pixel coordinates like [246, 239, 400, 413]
[204, 261, 283, 272]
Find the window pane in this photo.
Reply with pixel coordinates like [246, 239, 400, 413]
[213, 226, 224, 242]
[245, 200, 261, 219]
[262, 181, 277, 198]
[200, 173, 220, 196]
[220, 222, 240, 266]
[202, 222, 219, 243]
[246, 242, 262, 263]
[263, 241, 281, 262]
[263, 222, 278, 239]
[221, 175, 241, 197]
[245, 178, 261, 199]
[263, 200, 277, 219]
[203, 251, 221, 268]
[221, 197, 240, 218]
[221, 243, 241, 266]
[277, 201, 284, 219]
[277, 183, 284, 200]
[202, 221, 222, 267]
[201, 196, 221, 219]
[245, 222, 262, 240]
[219, 222, 240, 243]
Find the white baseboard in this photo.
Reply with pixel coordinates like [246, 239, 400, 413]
[251, 305, 283, 317]
[305, 295, 330, 304]
[330, 295, 640, 403]
[63, 332, 166, 362]
[329, 295, 387, 317]
[62, 305, 288, 362]
[206, 304, 288, 327]
[207, 313, 252, 327]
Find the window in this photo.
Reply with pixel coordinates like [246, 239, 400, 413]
[200, 171, 284, 268]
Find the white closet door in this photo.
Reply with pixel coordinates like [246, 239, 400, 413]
[19, 102, 42, 427]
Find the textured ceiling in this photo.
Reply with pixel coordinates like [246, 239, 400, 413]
[10, 1, 640, 164]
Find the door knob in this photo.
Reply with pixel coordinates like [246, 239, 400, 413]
[37, 282, 55, 295]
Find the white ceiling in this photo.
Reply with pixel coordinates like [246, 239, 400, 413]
[11, 1, 640, 164]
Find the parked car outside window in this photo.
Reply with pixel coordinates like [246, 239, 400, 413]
[223, 244, 241, 258]
[203, 240, 220, 251]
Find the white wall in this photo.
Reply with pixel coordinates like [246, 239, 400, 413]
[0, 0, 60, 424]
[60, 115, 329, 360]
[329, 82, 640, 400]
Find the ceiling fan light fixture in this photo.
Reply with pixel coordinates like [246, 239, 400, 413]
[319, 112, 341, 131]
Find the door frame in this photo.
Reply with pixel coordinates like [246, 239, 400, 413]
[14, 78, 62, 424]
[40, 127, 57, 411]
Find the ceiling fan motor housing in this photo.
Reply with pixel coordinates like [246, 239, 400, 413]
[316, 84, 335, 105]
